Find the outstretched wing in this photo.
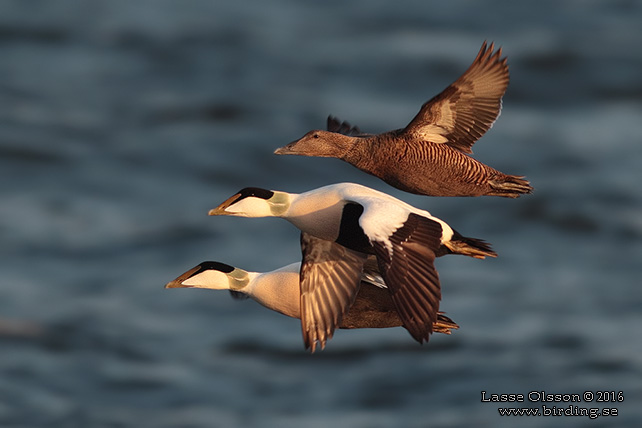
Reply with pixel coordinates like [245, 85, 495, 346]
[299, 232, 368, 352]
[371, 213, 443, 343]
[402, 41, 509, 154]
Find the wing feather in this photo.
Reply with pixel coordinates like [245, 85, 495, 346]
[299, 232, 368, 352]
[371, 214, 443, 343]
[402, 41, 509, 154]
[327, 115, 373, 137]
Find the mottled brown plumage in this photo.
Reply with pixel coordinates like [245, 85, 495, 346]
[275, 42, 533, 198]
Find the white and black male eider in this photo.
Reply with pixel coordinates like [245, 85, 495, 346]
[165, 251, 459, 352]
[208, 182, 496, 347]
[274, 42, 533, 198]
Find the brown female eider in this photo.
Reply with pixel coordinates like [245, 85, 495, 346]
[274, 42, 533, 198]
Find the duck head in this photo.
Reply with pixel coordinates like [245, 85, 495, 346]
[165, 261, 251, 291]
[208, 187, 291, 217]
[274, 130, 356, 158]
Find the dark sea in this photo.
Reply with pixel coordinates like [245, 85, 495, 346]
[1, 1, 641, 427]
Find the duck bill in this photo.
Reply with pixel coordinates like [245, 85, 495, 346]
[208, 192, 242, 216]
[165, 266, 201, 288]
[273, 141, 298, 155]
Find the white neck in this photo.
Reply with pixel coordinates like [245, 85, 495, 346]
[285, 189, 345, 241]
[244, 263, 301, 319]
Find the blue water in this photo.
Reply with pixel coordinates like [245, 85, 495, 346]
[1, 1, 641, 427]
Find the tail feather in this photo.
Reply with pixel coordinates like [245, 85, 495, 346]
[446, 230, 497, 259]
[433, 312, 459, 335]
[488, 175, 533, 198]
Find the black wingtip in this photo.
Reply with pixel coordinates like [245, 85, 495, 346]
[404, 324, 431, 344]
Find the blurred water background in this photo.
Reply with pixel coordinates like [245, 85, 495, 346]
[1, 0, 641, 427]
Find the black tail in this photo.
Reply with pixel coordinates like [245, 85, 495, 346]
[434, 312, 459, 335]
[446, 230, 497, 259]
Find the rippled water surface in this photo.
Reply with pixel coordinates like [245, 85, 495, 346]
[1, 1, 641, 427]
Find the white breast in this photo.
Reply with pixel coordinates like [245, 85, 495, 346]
[246, 263, 301, 318]
[285, 190, 345, 241]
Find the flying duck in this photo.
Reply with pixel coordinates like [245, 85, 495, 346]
[165, 254, 459, 351]
[274, 42, 533, 198]
[208, 182, 496, 347]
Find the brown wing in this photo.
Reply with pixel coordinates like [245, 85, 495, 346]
[402, 41, 509, 154]
[299, 232, 368, 352]
[356, 255, 459, 334]
[372, 213, 443, 343]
